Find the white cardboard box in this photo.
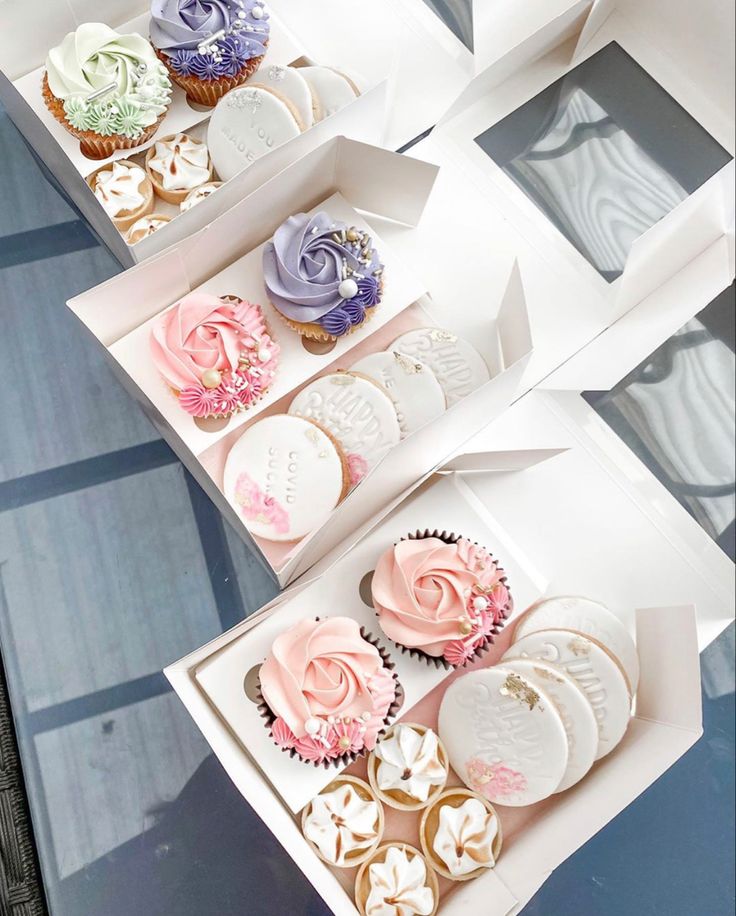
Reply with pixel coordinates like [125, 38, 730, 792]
[67, 135, 536, 587]
[165, 434, 713, 914]
[0, 0, 390, 266]
[403, 0, 735, 373]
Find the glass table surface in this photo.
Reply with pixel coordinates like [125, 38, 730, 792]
[0, 102, 734, 916]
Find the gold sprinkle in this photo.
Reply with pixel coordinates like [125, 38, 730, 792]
[393, 352, 423, 374]
[330, 375, 355, 386]
[533, 666, 564, 683]
[429, 329, 456, 343]
[500, 673, 541, 711]
[568, 637, 590, 657]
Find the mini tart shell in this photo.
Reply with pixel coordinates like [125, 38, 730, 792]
[180, 181, 223, 211]
[154, 44, 267, 107]
[419, 788, 503, 882]
[85, 159, 154, 232]
[272, 278, 385, 343]
[367, 722, 449, 812]
[42, 72, 168, 161]
[145, 133, 214, 204]
[354, 843, 439, 916]
[163, 295, 277, 420]
[373, 529, 513, 671]
[300, 776, 384, 869]
[126, 214, 171, 245]
[257, 624, 404, 768]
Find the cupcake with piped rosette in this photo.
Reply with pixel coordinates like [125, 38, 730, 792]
[371, 530, 513, 669]
[263, 212, 384, 343]
[150, 0, 270, 106]
[149, 291, 279, 421]
[43, 23, 172, 159]
[258, 617, 403, 768]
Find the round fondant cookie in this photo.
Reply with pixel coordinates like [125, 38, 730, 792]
[391, 328, 490, 406]
[208, 86, 302, 181]
[513, 596, 639, 694]
[249, 63, 315, 129]
[299, 65, 359, 120]
[503, 630, 631, 760]
[289, 373, 400, 484]
[438, 666, 569, 807]
[350, 351, 446, 437]
[223, 414, 348, 542]
[497, 658, 598, 792]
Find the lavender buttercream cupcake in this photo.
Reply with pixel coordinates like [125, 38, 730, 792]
[149, 0, 270, 106]
[262, 212, 384, 342]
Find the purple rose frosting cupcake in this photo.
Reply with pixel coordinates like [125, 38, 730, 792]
[150, 0, 270, 106]
[262, 212, 385, 342]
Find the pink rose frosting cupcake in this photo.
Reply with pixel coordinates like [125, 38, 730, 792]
[150, 292, 279, 420]
[371, 530, 513, 669]
[258, 617, 403, 768]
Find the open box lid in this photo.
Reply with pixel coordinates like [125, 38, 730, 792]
[414, 0, 734, 331]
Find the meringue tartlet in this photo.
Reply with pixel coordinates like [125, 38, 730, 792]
[301, 776, 383, 869]
[86, 160, 154, 232]
[420, 788, 503, 882]
[355, 844, 438, 916]
[368, 723, 448, 811]
[145, 133, 214, 204]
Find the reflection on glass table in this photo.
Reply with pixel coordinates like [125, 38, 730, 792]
[0, 100, 733, 916]
[585, 284, 736, 561]
[475, 42, 732, 281]
[419, 0, 473, 51]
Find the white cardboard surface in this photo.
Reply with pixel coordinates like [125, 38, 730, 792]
[194, 474, 545, 813]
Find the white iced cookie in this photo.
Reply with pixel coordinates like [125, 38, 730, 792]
[300, 65, 359, 120]
[498, 658, 598, 791]
[180, 182, 223, 212]
[504, 630, 631, 760]
[438, 666, 569, 806]
[432, 797, 499, 877]
[365, 847, 435, 916]
[126, 215, 170, 244]
[223, 414, 347, 542]
[250, 63, 314, 129]
[208, 86, 302, 182]
[350, 351, 446, 437]
[303, 782, 380, 867]
[373, 725, 447, 804]
[147, 133, 210, 191]
[92, 161, 147, 218]
[288, 373, 400, 483]
[513, 596, 640, 694]
[391, 328, 490, 407]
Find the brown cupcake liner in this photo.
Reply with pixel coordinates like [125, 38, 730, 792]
[154, 45, 266, 107]
[375, 528, 512, 671]
[42, 73, 168, 161]
[257, 623, 404, 769]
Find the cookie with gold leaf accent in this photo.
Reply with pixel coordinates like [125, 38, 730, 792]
[502, 629, 632, 760]
[438, 665, 569, 806]
[288, 372, 400, 486]
[223, 414, 350, 542]
[391, 327, 491, 406]
[349, 351, 446, 437]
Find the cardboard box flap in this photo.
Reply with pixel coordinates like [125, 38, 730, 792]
[613, 160, 735, 319]
[572, 0, 615, 58]
[68, 248, 193, 346]
[442, 447, 569, 474]
[497, 260, 534, 368]
[168, 137, 439, 291]
[635, 606, 702, 732]
[540, 235, 734, 391]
